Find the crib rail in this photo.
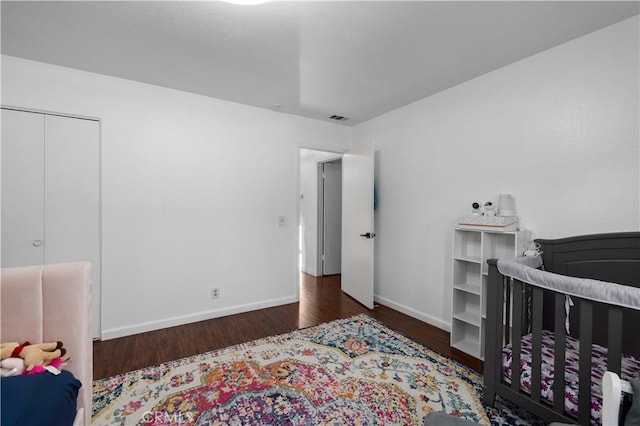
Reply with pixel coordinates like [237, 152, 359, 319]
[484, 259, 637, 425]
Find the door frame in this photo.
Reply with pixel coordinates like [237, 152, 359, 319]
[296, 146, 344, 300]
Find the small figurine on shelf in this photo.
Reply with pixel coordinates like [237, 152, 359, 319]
[483, 201, 495, 216]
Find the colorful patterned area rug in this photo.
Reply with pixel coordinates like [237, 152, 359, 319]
[93, 314, 539, 425]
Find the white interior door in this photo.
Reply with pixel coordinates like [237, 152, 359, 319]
[1, 109, 45, 267]
[45, 115, 101, 338]
[322, 160, 342, 275]
[341, 143, 375, 309]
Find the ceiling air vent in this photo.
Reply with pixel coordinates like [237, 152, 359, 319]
[329, 115, 348, 121]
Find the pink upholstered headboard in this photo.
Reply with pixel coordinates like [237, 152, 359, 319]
[1, 262, 93, 426]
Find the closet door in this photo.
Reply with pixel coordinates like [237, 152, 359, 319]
[1, 108, 101, 338]
[1, 109, 45, 267]
[44, 115, 100, 268]
[45, 115, 101, 338]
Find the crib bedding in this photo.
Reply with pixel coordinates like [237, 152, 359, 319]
[501, 330, 640, 423]
[1, 370, 81, 426]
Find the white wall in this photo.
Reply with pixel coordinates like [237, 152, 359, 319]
[1, 55, 351, 339]
[353, 17, 640, 331]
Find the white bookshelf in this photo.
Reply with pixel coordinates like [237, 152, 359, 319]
[450, 227, 527, 360]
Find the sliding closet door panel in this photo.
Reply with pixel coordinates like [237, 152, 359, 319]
[1, 109, 45, 267]
[45, 114, 101, 337]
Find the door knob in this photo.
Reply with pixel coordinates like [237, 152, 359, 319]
[32, 240, 43, 247]
[359, 232, 376, 239]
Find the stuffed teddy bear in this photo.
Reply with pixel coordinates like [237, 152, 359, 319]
[1, 356, 66, 376]
[0, 341, 67, 372]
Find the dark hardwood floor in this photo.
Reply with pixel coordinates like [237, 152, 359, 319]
[93, 273, 483, 380]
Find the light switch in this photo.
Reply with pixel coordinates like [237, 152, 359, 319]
[279, 216, 286, 226]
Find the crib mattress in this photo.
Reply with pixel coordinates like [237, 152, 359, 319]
[501, 330, 640, 424]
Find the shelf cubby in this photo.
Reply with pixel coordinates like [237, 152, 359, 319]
[450, 227, 527, 360]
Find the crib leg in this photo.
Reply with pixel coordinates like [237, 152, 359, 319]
[483, 386, 496, 407]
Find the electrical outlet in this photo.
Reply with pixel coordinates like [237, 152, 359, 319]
[211, 288, 219, 299]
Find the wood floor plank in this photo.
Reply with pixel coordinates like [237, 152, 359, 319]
[93, 273, 483, 379]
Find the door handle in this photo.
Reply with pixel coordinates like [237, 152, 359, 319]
[32, 240, 43, 247]
[359, 232, 376, 239]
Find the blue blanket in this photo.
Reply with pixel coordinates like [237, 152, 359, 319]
[1, 370, 81, 426]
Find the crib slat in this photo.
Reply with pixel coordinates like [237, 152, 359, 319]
[505, 277, 511, 345]
[578, 300, 593, 426]
[511, 280, 523, 393]
[553, 293, 566, 413]
[530, 286, 543, 402]
[607, 307, 623, 375]
[484, 260, 505, 407]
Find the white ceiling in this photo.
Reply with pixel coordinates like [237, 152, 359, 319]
[2, 1, 638, 125]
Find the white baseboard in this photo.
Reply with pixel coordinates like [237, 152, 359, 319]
[102, 294, 451, 340]
[374, 295, 451, 332]
[300, 267, 319, 277]
[101, 295, 298, 340]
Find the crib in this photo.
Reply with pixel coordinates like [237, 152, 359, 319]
[483, 232, 640, 425]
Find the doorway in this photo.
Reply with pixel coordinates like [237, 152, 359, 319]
[298, 144, 375, 310]
[299, 149, 342, 278]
